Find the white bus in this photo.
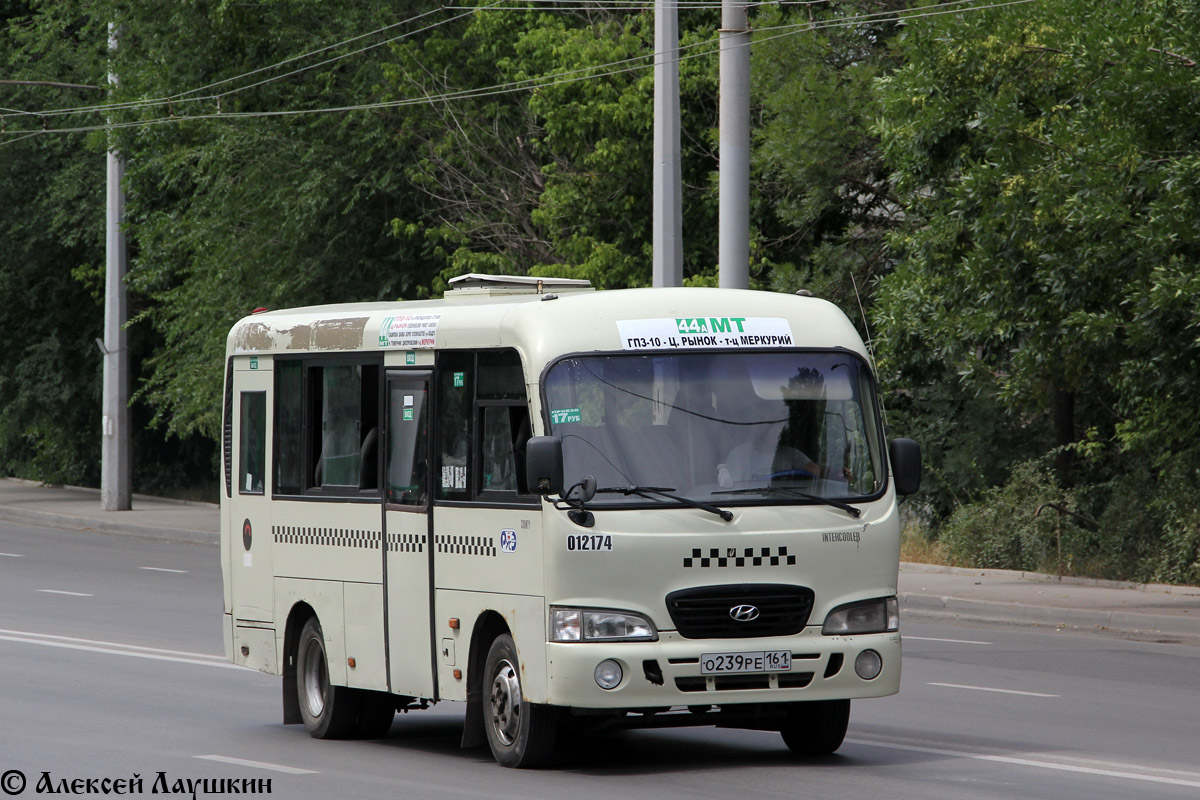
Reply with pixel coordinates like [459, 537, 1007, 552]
[220, 274, 921, 768]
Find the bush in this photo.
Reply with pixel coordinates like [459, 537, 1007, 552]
[938, 460, 1082, 573]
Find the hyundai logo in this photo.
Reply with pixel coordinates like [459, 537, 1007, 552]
[729, 604, 760, 622]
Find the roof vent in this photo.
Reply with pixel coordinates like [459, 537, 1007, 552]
[445, 273, 593, 298]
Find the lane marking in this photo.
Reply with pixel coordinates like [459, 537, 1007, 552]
[846, 738, 1200, 789]
[0, 552, 23, 557]
[0, 630, 243, 670]
[0, 628, 226, 660]
[906, 636, 992, 645]
[196, 756, 317, 775]
[37, 589, 94, 597]
[928, 682, 1059, 697]
[139, 567, 188, 574]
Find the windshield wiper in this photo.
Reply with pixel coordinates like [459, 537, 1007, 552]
[597, 485, 734, 522]
[713, 486, 862, 519]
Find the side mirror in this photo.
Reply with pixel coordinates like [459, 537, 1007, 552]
[889, 438, 922, 496]
[525, 436, 564, 496]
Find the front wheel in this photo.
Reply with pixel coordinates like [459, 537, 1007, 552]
[296, 617, 361, 739]
[780, 699, 850, 756]
[483, 634, 558, 768]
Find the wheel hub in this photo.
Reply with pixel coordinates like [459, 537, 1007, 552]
[301, 639, 327, 719]
[488, 658, 522, 746]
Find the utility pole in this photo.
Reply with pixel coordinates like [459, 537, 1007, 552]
[101, 23, 131, 511]
[652, 0, 683, 288]
[718, 1, 750, 289]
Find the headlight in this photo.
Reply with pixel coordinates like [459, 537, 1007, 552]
[822, 596, 899, 635]
[550, 607, 658, 642]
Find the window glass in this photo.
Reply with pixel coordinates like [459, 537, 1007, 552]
[239, 392, 266, 495]
[387, 382, 429, 506]
[481, 407, 518, 492]
[542, 352, 884, 505]
[319, 365, 361, 487]
[477, 349, 525, 399]
[274, 361, 302, 495]
[437, 351, 473, 499]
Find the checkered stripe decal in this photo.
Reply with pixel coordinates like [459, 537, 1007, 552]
[683, 546, 796, 568]
[388, 533, 425, 553]
[435, 534, 496, 558]
[273, 526, 380, 549]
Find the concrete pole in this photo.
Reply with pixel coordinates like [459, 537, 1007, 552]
[101, 23, 131, 511]
[652, 0, 683, 288]
[718, 1, 750, 289]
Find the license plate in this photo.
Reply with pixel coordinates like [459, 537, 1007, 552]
[700, 650, 792, 675]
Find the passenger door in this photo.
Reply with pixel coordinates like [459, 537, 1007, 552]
[382, 371, 436, 699]
[230, 357, 274, 625]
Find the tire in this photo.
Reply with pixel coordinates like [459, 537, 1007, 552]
[482, 634, 558, 768]
[780, 699, 850, 756]
[296, 616, 361, 739]
[353, 691, 399, 739]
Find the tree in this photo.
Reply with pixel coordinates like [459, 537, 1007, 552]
[873, 0, 1200, 577]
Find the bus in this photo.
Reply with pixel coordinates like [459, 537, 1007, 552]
[220, 274, 921, 768]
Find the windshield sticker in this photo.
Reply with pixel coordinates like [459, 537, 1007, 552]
[617, 317, 794, 350]
[566, 534, 613, 552]
[550, 407, 582, 424]
[379, 313, 442, 349]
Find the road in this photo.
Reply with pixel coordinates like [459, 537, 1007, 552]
[2, 519, 1199, 799]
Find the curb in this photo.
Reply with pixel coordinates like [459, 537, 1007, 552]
[0, 504, 218, 546]
[900, 561, 1200, 597]
[899, 591, 1200, 643]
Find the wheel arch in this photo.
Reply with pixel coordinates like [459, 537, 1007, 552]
[281, 601, 317, 725]
[460, 610, 511, 748]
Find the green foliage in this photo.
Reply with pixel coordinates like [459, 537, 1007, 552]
[0, 1, 108, 484]
[939, 461, 1073, 573]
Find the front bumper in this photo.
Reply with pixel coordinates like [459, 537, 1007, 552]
[543, 627, 901, 709]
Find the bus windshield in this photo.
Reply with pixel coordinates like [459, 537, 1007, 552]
[542, 351, 886, 506]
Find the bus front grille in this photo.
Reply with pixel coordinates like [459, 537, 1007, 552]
[665, 584, 815, 639]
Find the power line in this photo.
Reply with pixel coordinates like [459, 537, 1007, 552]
[0, 0, 1040, 142]
[2, 4, 489, 121]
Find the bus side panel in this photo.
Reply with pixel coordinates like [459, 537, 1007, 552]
[343, 581, 387, 692]
[430, 506, 544, 596]
[435, 589, 547, 703]
[271, 500, 383, 585]
[274, 577, 348, 685]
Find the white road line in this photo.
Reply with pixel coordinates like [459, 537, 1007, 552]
[0, 552, 23, 557]
[0, 632, 244, 670]
[928, 682, 1059, 697]
[0, 628, 227, 660]
[37, 589, 94, 597]
[196, 756, 317, 775]
[906, 636, 992, 645]
[139, 567, 188, 574]
[846, 738, 1200, 789]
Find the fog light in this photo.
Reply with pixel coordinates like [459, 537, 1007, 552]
[854, 649, 883, 680]
[594, 659, 623, 690]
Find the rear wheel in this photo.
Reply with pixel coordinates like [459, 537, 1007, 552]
[483, 634, 558, 768]
[296, 617, 361, 739]
[780, 699, 850, 756]
[354, 691, 398, 739]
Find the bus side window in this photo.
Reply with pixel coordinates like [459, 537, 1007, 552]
[239, 392, 266, 495]
[477, 349, 530, 497]
[437, 351, 474, 499]
[481, 407, 517, 491]
[274, 361, 303, 495]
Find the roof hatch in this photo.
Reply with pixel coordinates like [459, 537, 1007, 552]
[445, 273, 593, 298]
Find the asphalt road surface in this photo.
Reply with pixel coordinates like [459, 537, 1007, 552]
[2, 520, 1198, 799]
